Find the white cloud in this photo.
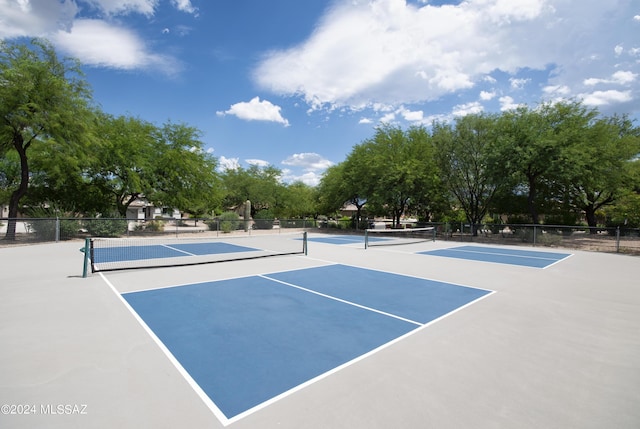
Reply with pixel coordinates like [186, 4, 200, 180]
[452, 101, 483, 117]
[170, 0, 197, 14]
[379, 112, 396, 123]
[584, 70, 637, 86]
[614, 44, 624, 56]
[217, 97, 290, 127]
[246, 159, 271, 167]
[580, 90, 633, 106]
[0, 0, 78, 38]
[253, 0, 639, 116]
[52, 19, 179, 74]
[543, 85, 571, 95]
[499, 96, 520, 111]
[85, 0, 158, 16]
[479, 90, 496, 101]
[0, 0, 194, 73]
[254, 0, 552, 110]
[280, 153, 333, 185]
[509, 78, 530, 90]
[217, 156, 240, 171]
[281, 170, 324, 187]
[282, 153, 333, 170]
[397, 107, 424, 122]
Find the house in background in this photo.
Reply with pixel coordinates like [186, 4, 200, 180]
[126, 199, 180, 221]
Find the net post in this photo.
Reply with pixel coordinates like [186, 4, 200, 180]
[364, 229, 369, 249]
[82, 237, 90, 278]
[303, 231, 308, 255]
[432, 226, 436, 242]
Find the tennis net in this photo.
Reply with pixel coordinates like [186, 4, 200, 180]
[364, 227, 435, 249]
[84, 231, 307, 274]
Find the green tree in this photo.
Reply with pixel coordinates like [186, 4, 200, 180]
[316, 153, 369, 224]
[279, 181, 316, 218]
[496, 101, 597, 224]
[562, 114, 640, 228]
[433, 113, 505, 235]
[147, 122, 222, 217]
[0, 39, 93, 239]
[220, 165, 283, 216]
[86, 113, 157, 217]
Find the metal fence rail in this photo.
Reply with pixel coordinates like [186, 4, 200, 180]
[0, 217, 318, 243]
[1, 218, 639, 255]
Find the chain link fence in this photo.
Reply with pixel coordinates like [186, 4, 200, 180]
[0, 217, 319, 244]
[1, 217, 639, 255]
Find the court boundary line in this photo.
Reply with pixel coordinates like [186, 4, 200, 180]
[100, 261, 496, 426]
[437, 246, 567, 261]
[259, 274, 423, 326]
[421, 245, 575, 269]
[113, 255, 327, 295]
[161, 243, 197, 256]
[227, 276, 496, 423]
[98, 272, 232, 426]
[303, 256, 495, 294]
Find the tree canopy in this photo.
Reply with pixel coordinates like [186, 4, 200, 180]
[0, 39, 93, 239]
[1, 39, 639, 235]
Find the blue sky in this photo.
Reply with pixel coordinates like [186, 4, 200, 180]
[2, 0, 639, 185]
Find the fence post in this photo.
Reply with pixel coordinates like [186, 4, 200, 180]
[533, 225, 537, 246]
[82, 238, 90, 278]
[616, 226, 620, 253]
[55, 217, 60, 242]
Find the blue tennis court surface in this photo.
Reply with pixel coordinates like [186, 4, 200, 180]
[122, 264, 492, 421]
[305, 235, 387, 245]
[93, 242, 259, 263]
[420, 245, 572, 268]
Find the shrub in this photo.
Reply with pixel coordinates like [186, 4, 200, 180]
[218, 211, 241, 233]
[24, 207, 79, 240]
[253, 209, 274, 230]
[84, 217, 128, 237]
[145, 219, 164, 232]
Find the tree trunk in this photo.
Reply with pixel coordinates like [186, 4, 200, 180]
[4, 135, 29, 241]
[527, 176, 539, 224]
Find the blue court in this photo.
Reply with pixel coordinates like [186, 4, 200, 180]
[122, 264, 492, 420]
[306, 235, 388, 245]
[420, 245, 572, 268]
[93, 242, 259, 263]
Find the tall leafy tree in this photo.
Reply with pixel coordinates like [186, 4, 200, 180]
[433, 113, 505, 235]
[0, 39, 93, 239]
[343, 124, 439, 227]
[496, 101, 597, 224]
[220, 164, 283, 216]
[562, 114, 640, 228]
[316, 163, 352, 216]
[279, 181, 316, 218]
[147, 122, 221, 217]
[87, 113, 157, 216]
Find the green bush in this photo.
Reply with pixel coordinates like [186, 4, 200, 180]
[84, 218, 128, 237]
[24, 207, 79, 240]
[217, 211, 241, 233]
[27, 218, 79, 241]
[253, 210, 274, 230]
[145, 219, 164, 232]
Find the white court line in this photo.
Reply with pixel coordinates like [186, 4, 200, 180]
[100, 262, 496, 426]
[161, 244, 196, 256]
[229, 273, 495, 424]
[542, 253, 574, 269]
[442, 247, 562, 261]
[98, 272, 232, 426]
[302, 256, 495, 294]
[259, 274, 423, 327]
